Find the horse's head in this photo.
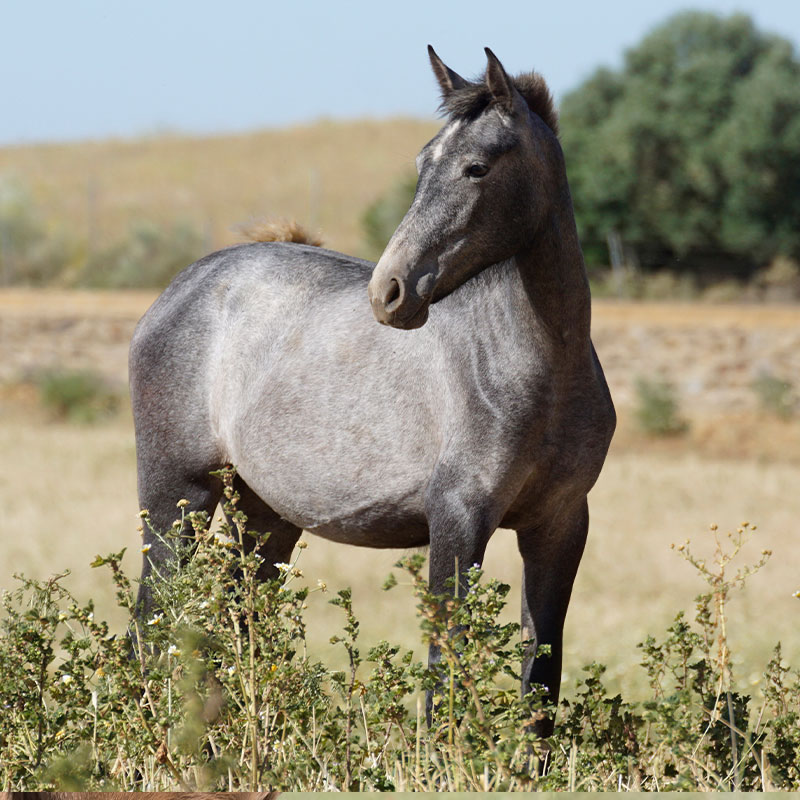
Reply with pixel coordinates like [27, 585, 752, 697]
[367, 47, 561, 329]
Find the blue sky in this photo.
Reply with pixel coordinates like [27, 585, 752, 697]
[2, 0, 799, 145]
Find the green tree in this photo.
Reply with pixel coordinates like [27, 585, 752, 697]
[560, 12, 800, 278]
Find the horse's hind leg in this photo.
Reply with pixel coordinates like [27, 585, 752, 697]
[135, 452, 223, 621]
[226, 474, 303, 581]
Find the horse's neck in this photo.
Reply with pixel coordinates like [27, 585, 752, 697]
[515, 192, 592, 352]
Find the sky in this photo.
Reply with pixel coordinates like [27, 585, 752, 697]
[2, 0, 799, 146]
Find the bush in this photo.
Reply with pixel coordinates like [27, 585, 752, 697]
[0, 176, 75, 286]
[78, 219, 206, 289]
[0, 472, 797, 790]
[634, 377, 689, 436]
[37, 369, 121, 423]
[360, 172, 417, 261]
[752, 373, 796, 420]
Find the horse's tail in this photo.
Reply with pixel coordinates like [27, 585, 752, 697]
[234, 217, 323, 247]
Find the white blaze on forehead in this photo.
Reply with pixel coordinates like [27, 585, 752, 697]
[432, 120, 462, 161]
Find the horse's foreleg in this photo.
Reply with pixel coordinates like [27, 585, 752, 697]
[516, 497, 589, 738]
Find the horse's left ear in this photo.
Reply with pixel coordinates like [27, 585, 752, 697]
[428, 45, 469, 99]
[484, 47, 526, 115]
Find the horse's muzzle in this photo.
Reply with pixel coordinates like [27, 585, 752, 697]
[368, 263, 436, 330]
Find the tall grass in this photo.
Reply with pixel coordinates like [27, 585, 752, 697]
[0, 469, 797, 791]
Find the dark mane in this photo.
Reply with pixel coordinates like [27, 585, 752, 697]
[440, 71, 558, 135]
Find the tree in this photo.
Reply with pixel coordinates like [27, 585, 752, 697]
[560, 12, 800, 278]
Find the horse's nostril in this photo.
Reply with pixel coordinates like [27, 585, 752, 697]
[385, 278, 403, 311]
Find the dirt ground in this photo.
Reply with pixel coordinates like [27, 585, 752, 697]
[1, 290, 798, 696]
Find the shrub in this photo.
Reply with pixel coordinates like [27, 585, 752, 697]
[634, 377, 689, 436]
[0, 176, 75, 286]
[752, 373, 796, 420]
[37, 369, 121, 423]
[360, 172, 417, 261]
[0, 472, 797, 790]
[78, 219, 206, 289]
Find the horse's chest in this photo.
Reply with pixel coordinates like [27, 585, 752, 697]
[502, 389, 614, 529]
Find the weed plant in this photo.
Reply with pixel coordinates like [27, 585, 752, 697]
[0, 470, 797, 791]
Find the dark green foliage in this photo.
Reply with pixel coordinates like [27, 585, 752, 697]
[0, 489, 797, 790]
[78, 219, 206, 289]
[37, 369, 121, 423]
[634, 377, 689, 436]
[561, 12, 800, 277]
[360, 172, 417, 260]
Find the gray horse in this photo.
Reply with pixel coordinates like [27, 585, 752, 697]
[130, 47, 615, 735]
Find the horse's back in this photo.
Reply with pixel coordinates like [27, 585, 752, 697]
[128, 242, 376, 468]
[131, 242, 372, 371]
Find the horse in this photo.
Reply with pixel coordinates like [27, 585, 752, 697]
[129, 46, 615, 736]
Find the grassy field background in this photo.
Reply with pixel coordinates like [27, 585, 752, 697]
[1, 120, 798, 700]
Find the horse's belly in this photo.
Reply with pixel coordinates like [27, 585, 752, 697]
[234, 438, 432, 547]
[307, 516, 430, 548]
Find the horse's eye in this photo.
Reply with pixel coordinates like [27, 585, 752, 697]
[466, 162, 489, 179]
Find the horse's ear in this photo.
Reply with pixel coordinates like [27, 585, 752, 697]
[484, 47, 526, 115]
[428, 45, 468, 99]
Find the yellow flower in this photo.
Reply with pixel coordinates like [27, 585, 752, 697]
[141, 544, 152, 553]
[177, 498, 190, 508]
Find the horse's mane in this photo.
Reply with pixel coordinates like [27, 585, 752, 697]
[440, 71, 558, 135]
[235, 217, 323, 247]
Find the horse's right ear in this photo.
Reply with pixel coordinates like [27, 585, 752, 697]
[428, 45, 468, 99]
